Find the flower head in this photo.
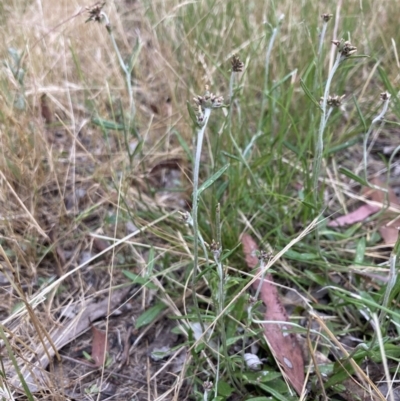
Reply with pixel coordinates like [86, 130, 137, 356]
[257, 250, 272, 263]
[321, 94, 346, 107]
[203, 381, 213, 392]
[231, 54, 244, 73]
[193, 86, 224, 109]
[332, 39, 357, 58]
[210, 239, 222, 260]
[380, 91, 391, 101]
[321, 13, 333, 22]
[85, 2, 106, 23]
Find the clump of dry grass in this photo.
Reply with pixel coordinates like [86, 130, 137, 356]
[0, 1, 185, 399]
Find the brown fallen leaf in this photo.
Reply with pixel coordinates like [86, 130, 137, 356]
[241, 233, 305, 395]
[91, 325, 109, 367]
[367, 178, 400, 244]
[328, 204, 380, 227]
[329, 178, 400, 245]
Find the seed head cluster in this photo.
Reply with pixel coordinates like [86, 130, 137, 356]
[321, 94, 346, 107]
[321, 13, 333, 22]
[193, 86, 224, 110]
[231, 54, 244, 72]
[332, 39, 357, 57]
[85, 2, 106, 23]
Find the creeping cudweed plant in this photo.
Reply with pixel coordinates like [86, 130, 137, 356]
[313, 38, 357, 205]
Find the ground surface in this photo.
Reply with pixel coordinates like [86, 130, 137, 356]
[1, 1, 400, 401]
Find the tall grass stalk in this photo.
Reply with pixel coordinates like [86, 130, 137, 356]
[213, 204, 224, 314]
[257, 15, 284, 135]
[373, 313, 395, 401]
[379, 230, 400, 327]
[212, 204, 226, 398]
[228, 55, 258, 186]
[363, 92, 391, 187]
[100, 11, 136, 125]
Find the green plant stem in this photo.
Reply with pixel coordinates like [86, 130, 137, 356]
[379, 230, 400, 327]
[313, 20, 329, 95]
[313, 51, 342, 203]
[257, 19, 282, 135]
[363, 96, 391, 185]
[213, 204, 225, 398]
[192, 108, 211, 328]
[228, 71, 258, 187]
[214, 204, 224, 314]
[317, 21, 328, 56]
[101, 12, 136, 125]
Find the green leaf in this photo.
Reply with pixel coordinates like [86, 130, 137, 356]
[135, 302, 167, 329]
[300, 78, 322, 110]
[352, 94, 367, 130]
[326, 138, 358, 155]
[0, 326, 35, 401]
[251, 382, 290, 401]
[346, 54, 370, 60]
[82, 350, 92, 361]
[123, 270, 158, 290]
[174, 129, 193, 161]
[127, 38, 143, 74]
[92, 117, 125, 131]
[216, 380, 234, 397]
[354, 237, 366, 264]
[284, 249, 318, 261]
[221, 150, 241, 161]
[339, 167, 370, 187]
[244, 371, 285, 383]
[147, 247, 155, 276]
[283, 140, 300, 156]
[198, 164, 230, 196]
[187, 101, 199, 127]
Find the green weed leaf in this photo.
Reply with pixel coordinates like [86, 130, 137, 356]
[339, 167, 370, 186]
[123, 270, 158, 290]
[92, 117, 125, 131]
[135, 302, 167, 329]
[198, 164, 230, 196]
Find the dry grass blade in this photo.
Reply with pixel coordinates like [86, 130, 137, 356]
[0, 170, 48, 239]
[5, 287, 130, 393]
